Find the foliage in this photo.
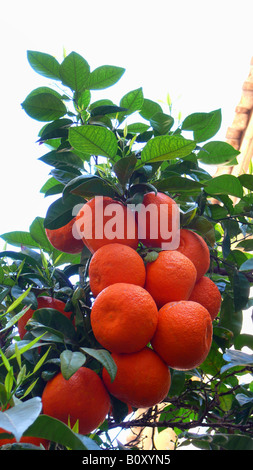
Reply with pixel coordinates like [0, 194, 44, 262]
[0, 49, 252, 450]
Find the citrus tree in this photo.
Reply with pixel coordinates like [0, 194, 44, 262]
[0, 50, 253, 451]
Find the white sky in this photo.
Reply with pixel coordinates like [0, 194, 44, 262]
[1, 0, 253, 237]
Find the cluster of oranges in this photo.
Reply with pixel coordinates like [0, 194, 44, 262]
[0, 192, 222, 447]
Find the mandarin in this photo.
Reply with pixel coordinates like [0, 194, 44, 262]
[42, 367, 110, 435]
[135, 191, 180, 249]
[189, 276, 222, 321]
[17, 296, 74, 340]
[176, 229, 210, 281]
[90, 283, 158, 353]
[144, 250, 197, 308]
[151, 300, 213, 370]
[89, 243, 146, 297]
[75, 196, 138, 254]
[102, 347, 171, 408]
[45, 217, 84, 254]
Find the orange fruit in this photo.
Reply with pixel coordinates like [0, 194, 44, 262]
[90, 283, 158, 353]
[102, 347, 171, 408]
[17, 296, 74, 340]
[45, 217, 84, 254]
[75, 196, 138, 254]
[41, 367, 110, 435]
[176, 229, 210, 281]
[189, 276, 222, 321]
[144, 250, 197, 308]
[135, 191, 180, 249]
[151, 300, 213, 370]
[89, 243, 146, 297]
[0, 430, 49, 448]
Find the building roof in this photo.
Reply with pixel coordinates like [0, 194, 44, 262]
[215, 56, 253, 177]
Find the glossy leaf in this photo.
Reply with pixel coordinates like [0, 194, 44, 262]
[113, 154, 137, 187]
[86, 65, 125, 89]
[140, 135, 196, 166]
[80, 347, 117, 382]
[120, 87, 144, 114]
[63, 174, 116, 199]
[69, 125, 118, 159]
[44, 194, 84, 230]
[60, 350, 86, 379]
[60, 52, 90, 92]
[204, 174, 244, 198]
[197, 141, 240, 165]
[24, 415, 101, 450]
[21, 92, 67, 122]
[27, 50, 61, 80]
[139, 98, 163, 120]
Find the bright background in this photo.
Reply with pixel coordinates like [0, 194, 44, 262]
[1, 0, 253, 236]
[0, 0, 253, 441]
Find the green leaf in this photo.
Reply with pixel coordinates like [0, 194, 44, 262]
[69, 125, 118, 159]
[38, 118, 73, 142]
[90, 105, 127, 117]
[238, 173, 253, 190]
[233, 271, 250, 311]
[127, 122, 150, 134]
[29, 216, 54, 252]
[80, 347, 117, 382]
[204, 174, 244, 198]
[182, 111, 216, 131]
[0, 397, 42, 442]
[60, 350, 86, 379]
[63, 174, 116, 199]
[192, 109, 222, 142]
[44, 194, 84, 230]
[28, 308, 76, 342]
[120, 87, 144, 114]
[27, 50, 61, 80]
[153, 175, 203, 193]
[86, 65, 125, 89]
[24, 415, 101, 450]
[0, 231, 40, 249]
[197, 141, 240, 165]
[236, 239, 253, 252]
[50, 168, 82, 185]
[139, 135, 196, 166]
[59, 51, 90, 92]
[39, 150, 84, 170]
[40, 177, 64, 197]
[21, 92, 67, 122]
[139, 98, 163, 120]
[239, 258, 253, 272]
[234, 334, 253, 350]
[113, 154, 137, 187]
[150, 112, 174, 135]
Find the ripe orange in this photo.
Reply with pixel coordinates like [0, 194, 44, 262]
[0, 430, 49, 448]
[102, 347, 171, 408]
[45, 217, 84, 254]
[135, 191, 180, 248]
[75, 196, 138, 254]
[17, 296, 74, 340]
[41, 367, 111, 435]
[89, 243, 146, 297]
[144, 250, 197, 308]
[151, 300, 213, 370]
[90, 283, 158, 353]
[176, 229, 210, 281]
[189, 276, 222, 321]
